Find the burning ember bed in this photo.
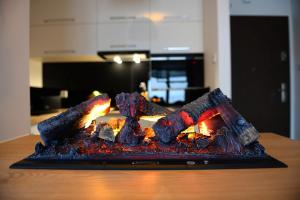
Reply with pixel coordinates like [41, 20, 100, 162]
[11, 89, 287, 170]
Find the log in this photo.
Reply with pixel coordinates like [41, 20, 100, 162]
[115, 92, 171, 118]
[153, 88, 259, 145]
[212, 127, 242, 153]
[37, 94, 110, 146]
[116, 117, 144, 146]
[214, 103, 259, 146]
[195, 137, 210, 149]
[152, 112, 188, 144]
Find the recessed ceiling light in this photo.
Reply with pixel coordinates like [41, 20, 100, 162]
[133, 53, 141, 64]
[113, 55, 122, 64]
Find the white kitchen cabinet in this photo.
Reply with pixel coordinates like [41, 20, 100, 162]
[30, 0, 97, 26]
[30, 25, 97, 57]
[97, 0, 149, 22]
[151, 22, 203, 53]
[150, 0, 203, 22]
[97, 22, 150, 51]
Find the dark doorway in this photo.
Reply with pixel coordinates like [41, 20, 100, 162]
[231, 16, 290, 137]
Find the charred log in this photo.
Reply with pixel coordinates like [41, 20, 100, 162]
[116, 117, 144, 146]
[181, 89, 229, 122]
[152, 112, 188, 144]
[195, 137, 210, 149]
[115, 92, 171, 118]
[212, 127, 242, 154]
[34, 142, 45, 154]
[215, 103, 259, 145]
[244, 141, 265, 156]
[37, 94, 110, 146]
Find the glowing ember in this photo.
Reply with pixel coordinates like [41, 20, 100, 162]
[188, 133, 195, 141]
[83, 99, 111, 128]
[144, 127, 155, 139]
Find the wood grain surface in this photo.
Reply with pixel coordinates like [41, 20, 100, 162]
[0, 133, 299, 200]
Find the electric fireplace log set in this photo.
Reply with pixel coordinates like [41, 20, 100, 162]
[31, 88, 266, 161]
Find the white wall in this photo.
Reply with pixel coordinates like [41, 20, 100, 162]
[217, 0, 232, 98]
[203, 0, 232, 97]
[291, 0, 300, 140]
[29, 59, 43, 88]
[0, 0, 30, 141]
[203, 0, 218, 92]
[230, 0, 300, 139]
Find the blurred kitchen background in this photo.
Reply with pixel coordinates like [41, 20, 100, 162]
[0, 0, 299, 141]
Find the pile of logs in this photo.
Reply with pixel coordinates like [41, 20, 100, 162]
[37, 88, 260, 154]
[115, 92, 171, 146]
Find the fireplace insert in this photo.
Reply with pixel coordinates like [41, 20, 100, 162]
[11, 88, 287, 170]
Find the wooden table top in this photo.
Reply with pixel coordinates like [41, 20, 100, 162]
[0, 133, 299, 200]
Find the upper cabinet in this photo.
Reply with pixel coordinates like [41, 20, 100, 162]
[151, 22, 203, 54]
[97, 22, 150, 51]
[97, 0, 149, 22]
[30, 0, 97, 26]
[30, 25, 97, 57]
[147, 0, 204, 53]
[30, 0, 204, 58]
[150, 0, 203, 22]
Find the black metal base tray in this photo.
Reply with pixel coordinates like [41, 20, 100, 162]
[10, 155, 287, 170]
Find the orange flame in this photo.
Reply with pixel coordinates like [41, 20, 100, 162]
[181, 122, 212, 137]
[107, 118, 125, 136]
[181, 126, 195, 134]
[83, 99, 111, 128]
[199, 122, 211, 136]
[85, 120, 97, 134]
